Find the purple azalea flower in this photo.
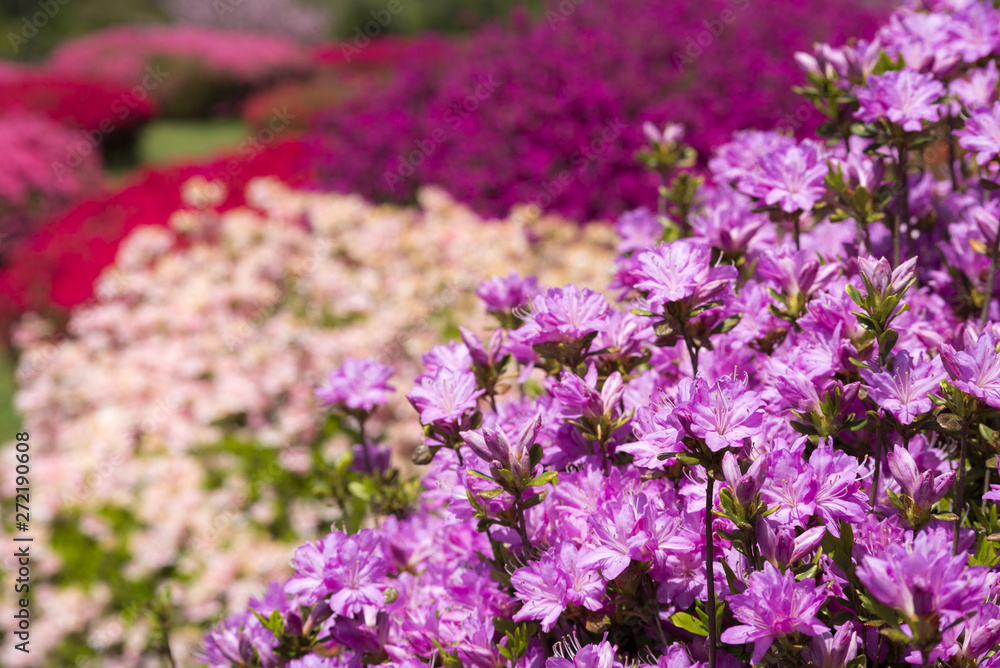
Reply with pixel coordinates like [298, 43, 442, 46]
[721, 451, 767, 506]
[516, 285, 611, 345]
[476, 271, 539, 312]
[406, 367, 484, 425]
[460, 414, 542, 478]
[580, 497, 653, 579]
[287, 656, 348, 668]
[950, 60, 998, 111]
[861, 350, 943, 424]
[757, 247, 840, 300]
[720, 561, 829, 664]
[615, 207, 661, 254]
[420, 341, 473, 377]
[955, 603, 1000, 663]
[201, 611, 279, 668]
[857, 255, 918, 297]
[858, 527, 989, 624]
[741, 139, 830, 213]
[760, 448, 818, 528]
[807, 623, 860, 668]
[808, 443, 868, 536]
[315, 358, 394, 413]
[592, 309, 656, 361]
[830, 138, 884, 192]
[940, 329, 1000, 407]
[546, 637, 623, 668]
[764, 358, 825, 413]
[643, 121, 685, 146]
[550, 364, 625, 420]
[512, 543, 605, 631]
[855, 70, 944, 132]
[709, 130, 797, 184]
[631, 240, 737, 312]
[689, 191, 770, 255]
[622, 403, 684, 469]
[886, 444, 955, 511]
[623, 378, 700, 468]
[683, 374, 765, 452]
[756, 517, 826, 568]
[956, 100, 1000, 164]
[460, 326, 503, 368]
[858, 256, 917, 295]
[284, 529, 387, 615]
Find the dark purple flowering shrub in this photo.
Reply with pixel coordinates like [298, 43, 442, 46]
[204, 1, 1000, 666]
[310, 0, 890, 222]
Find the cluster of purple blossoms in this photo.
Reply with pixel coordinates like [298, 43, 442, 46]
[203, 1, 1000, 666]
[956, 101, 1000, 165]
[721, 563, 830, 665]
[854, 70, 945, 132]
[629, 240, 738, 314]
[736, 139, 831, 214]
[315, 358, 394, 414]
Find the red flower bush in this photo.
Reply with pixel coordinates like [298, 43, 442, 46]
[0, 139, 314, 332]
[310, 0, 892, 222]
[0, 67, 156, 138]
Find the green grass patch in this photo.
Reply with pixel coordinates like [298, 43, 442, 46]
[0, 350, 21, 436]
[137, 119, 250, 166]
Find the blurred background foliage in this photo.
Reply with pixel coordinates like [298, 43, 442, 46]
[0, 0, 543, 61]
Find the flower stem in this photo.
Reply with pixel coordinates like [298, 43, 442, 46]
[954, 428, 968, 556]
[358, 417, 373, 475]
[947, 120, 958, 193]
[893, 141, 909, 268]
[683, 329, 699, 377]
[705, 473, 717, 668]
[980, 226, 1000, 327]
[514, 495, 533, 559]
[984, 469, 992, 515]
[869, 420, 883, 510]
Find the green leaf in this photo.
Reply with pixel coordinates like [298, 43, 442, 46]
[878, 329, 898, 360]
[431, 641, 464, 668]
[252, 609, 284, 636]
[527, 470, 558, 487]
[670, 611, 708, 637]
[466, 489, 484, 513]
[879, 628, 913, 645]
[937, 413, 964, 432]
[712, 315, 742, 335]
[790, 420, 818, 436]
[521, 492, 546, 509]
[347, 480, 371, 501]
[720, 558, 742, 594]
[854, 313, 878, 332]
[529, 443, 544, 469]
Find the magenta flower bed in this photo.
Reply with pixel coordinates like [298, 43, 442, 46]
[310, 0, 891, 222]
